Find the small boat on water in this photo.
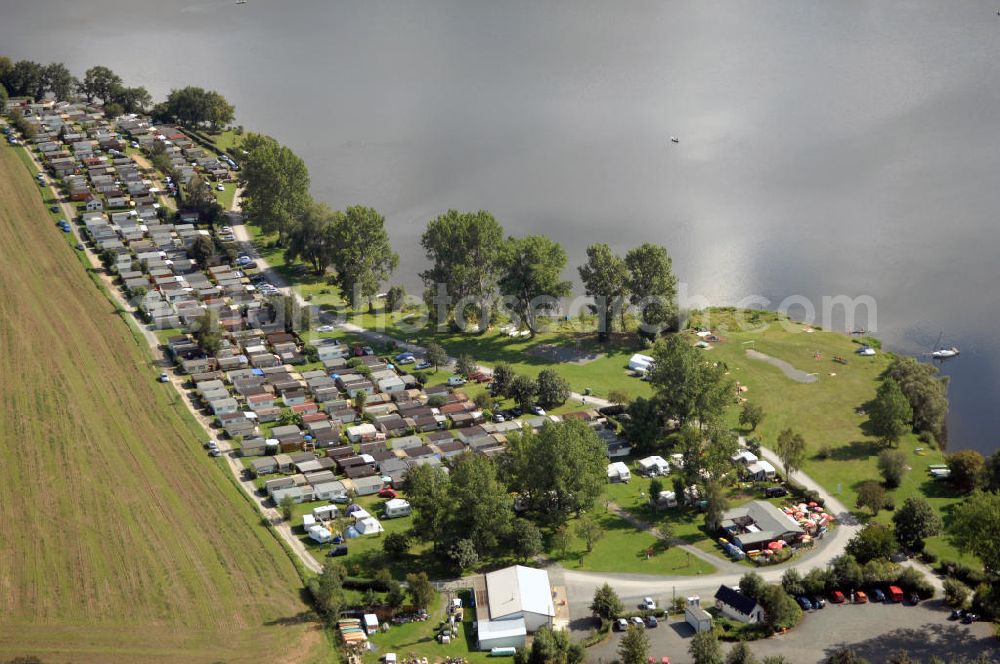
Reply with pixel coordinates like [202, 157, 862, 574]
[930, 332, 959, 359]
[670, 136, 679, 143]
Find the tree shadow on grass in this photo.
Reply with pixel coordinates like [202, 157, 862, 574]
[829, 440, 879, 461]
[263, 609, 318, 627]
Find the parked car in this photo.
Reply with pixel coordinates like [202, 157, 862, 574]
[644, 615, 658, 628]
[531, 406, 546, 416]
[909, 593, 920, 605]
[888, 585, 905, 602]
[870, 588, 886, 603]
[629, 616, 644, 628]
[448, 376, 467, 386]
[237, 255, 252, 266]
[811, 596, 826, 609]
[950, 609, 965, 620]
[317, 325, 335, 333]
[614, 618, 628, 632]
[962, 613, 979, 624]
[855, 591, 868, 604]
[378, 488, 398, 499]
[327, 545, 348, 557]
[216, 184, 225, 191]
[641, 597, 656, 611]
[764, 486, 788, 498]
[492, 412, 506, 423]
[830, 590, 846, 604]
[49, 205, 59, 212]
[415, 361, 432, 370]
[75, 243, 84, 251]
[797, 596, 813, 610]
[362, 346, 375, 356]
[158, 372, 169, 383]
[209, 449, 221, 457]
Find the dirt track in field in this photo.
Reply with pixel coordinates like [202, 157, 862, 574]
[0, 146, 326, 663]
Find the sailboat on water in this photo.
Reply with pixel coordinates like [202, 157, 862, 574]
[930, 332, 960, 359]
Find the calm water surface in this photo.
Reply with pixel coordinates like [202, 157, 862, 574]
[3, 0, 998, 451]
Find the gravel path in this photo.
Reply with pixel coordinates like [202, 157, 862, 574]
[746, 349, 818, 383]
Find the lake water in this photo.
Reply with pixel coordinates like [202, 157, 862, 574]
[3, 0, 998, 452]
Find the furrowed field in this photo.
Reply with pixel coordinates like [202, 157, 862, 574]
[0, 147, 327, 662]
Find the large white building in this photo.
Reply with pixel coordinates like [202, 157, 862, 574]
[475, 565, 555, 650]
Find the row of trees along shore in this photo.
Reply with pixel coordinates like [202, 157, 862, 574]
[238, 135, 680, 336]
[0, 56, 679, 334]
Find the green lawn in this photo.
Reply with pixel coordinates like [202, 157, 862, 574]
[215, 181, 237, 210]
[693, 309, 968, 565]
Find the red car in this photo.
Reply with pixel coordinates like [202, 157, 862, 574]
[378, 488, 398, 499]
[830, 590, 846, 604]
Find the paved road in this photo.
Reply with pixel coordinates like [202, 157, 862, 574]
[18, 143, 324, 575]
[587, 599, 998, 664]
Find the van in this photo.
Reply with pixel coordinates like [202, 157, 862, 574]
[888, 585, 904, 602]
[764, 486, 788, 498]
[447, 376, 467, 387]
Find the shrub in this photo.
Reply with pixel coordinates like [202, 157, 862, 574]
[816, 444, 832, 460]
[895, 567, 934, 599]
[943, 578, 971, 608]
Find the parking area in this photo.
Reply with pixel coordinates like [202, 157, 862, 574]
[586, 600, 998, 664]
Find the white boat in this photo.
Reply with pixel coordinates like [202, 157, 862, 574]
[930, 332, 959, 359]
[670, 136, 679, 143]
[856, 346, 876, 356]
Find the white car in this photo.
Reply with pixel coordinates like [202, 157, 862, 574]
[237, 255, 252, 265]
[216, 184, 225, 191]
[447, 376, 467, 386]
[641, 597, 656, 611]
[317, 325, 334, 333]
[220, 225, 232, 233]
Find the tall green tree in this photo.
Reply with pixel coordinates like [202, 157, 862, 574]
[774, 428, 806, 478]
[511, 519, 543, 562]
[283, 200, 338, 273]
[892, 496, 942, 553]
[499, 235, 571, 336]
[739, 402, 765, 431]
[623, 396, 664, 454]
[504, 420, 607, 526]
[239, 133, 311, 244]
[43, 63, 76, 101]
[757, 587, 803, 631]
[704, 481, 729, 532]
[188, 234, 215, 265]
[574, 515, 604, 553]
[406, 571, 434, 610]
[947, 450, 987, 494]
[331, 205, 398, 311]
[624, 242, 678, 337]
[425, 342, 448, 372]
[491, 362, 516, 397]
[845, 524, 896, 564]
[577, 243, 629, 340]
[308, 563, 347, 625]
[156, 86, 234, 129]
[420, 209, 506, 331]
[881, 356, 949, 443]
[508, 374, 538, 410]
[868, 377, 913, 447]
[689, 630, 723, 664]
[448, 453, 513, 555]
[7, 60, 46, 99]
[589, 583, 623, 621]
[949, 490, 1000, 572]
[618, 624, 650, 664]
[515, 627, 584, 664]
[856, 480, 887, 515]
[404, 463, 455, 550]
[877, 448, 908, 488]
[80, 65, 122, 103]
[649, 335, 732, 428]
[113, 85, 152, 114]
[536, 368, 571, 408]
